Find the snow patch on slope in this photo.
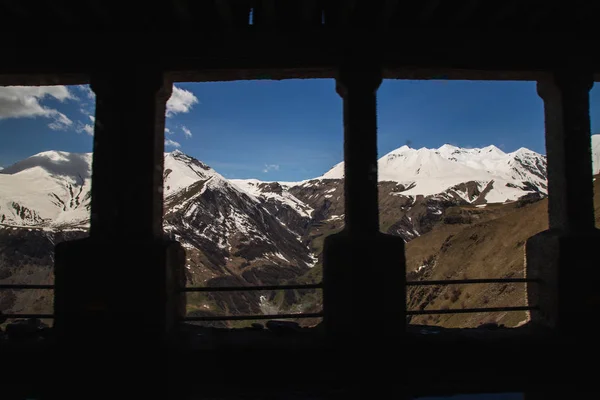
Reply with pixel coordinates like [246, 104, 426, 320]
[231, 179, 313, 218]
[0, 151, 92, 227]
[320, 143, 549, 202]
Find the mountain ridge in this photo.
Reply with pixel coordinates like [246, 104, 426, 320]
[2, 136, 599, 326]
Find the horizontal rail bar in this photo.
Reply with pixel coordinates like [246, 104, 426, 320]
[407, 306, 537, 316]
[183, 283, 322, 293]
[406, 278, 539, 286]
[182, 312, 323, 322]
[0, 284, 54, 290]
[1, 313, 54, 319]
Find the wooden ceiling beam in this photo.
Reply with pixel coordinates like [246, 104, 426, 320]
[419, 0, 441, 23]
[258, 0, 278, 28]
[215, 0, 236, 32]
[449, 0, 480, 27]
[172, 0, 193, 25]
[381, 0, 399, 31]
[488, 0, 521, 26]
[337, 0, 357, 29]
[300, 0, 321, 27]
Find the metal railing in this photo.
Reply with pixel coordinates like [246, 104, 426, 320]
[405, 277, 539, 316]
[180, 283, 323, 322]
[0, 278, 539, 321]
[0, 284, 56, 320]
[183, 283, 322, 293]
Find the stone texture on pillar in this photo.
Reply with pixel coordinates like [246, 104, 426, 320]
[53, 68, 186, 346]
[90, 69, 171, 241]
[536, 71, 594, 233]
[526, 230, 600, 332]
[526, 70, 600, 335]
[335, 64, 381, 235]
[323, 64, 406, 349]
[54, 238, 186, 342]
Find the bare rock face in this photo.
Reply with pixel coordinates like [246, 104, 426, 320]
[0, 144, 555, 328]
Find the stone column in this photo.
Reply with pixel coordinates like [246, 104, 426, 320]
[537, 71, 595, 233]
[89, 69, 169, 240]
[336, 65, 381, 235]
[53, 68, 186, 346]
[526, 70, 600, 332]
[322, 63, 406, 351]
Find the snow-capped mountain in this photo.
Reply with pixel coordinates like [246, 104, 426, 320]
[3, 137, 599, 324]
[0, 151, 92, 227]
[321, 143, 548, 204]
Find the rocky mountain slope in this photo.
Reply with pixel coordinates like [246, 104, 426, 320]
[2, 136, 599, 328]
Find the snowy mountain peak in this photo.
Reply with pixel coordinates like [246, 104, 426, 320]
[388, 145, 411, 155]
[317, 142, 549, 202]
[437, 144, 459, 152]
[480, 145, 505, 155]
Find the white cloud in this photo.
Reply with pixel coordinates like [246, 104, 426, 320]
[182, 125, 192, 138]
[263, 164, 280, 173]
[165, 127, 172, 135]
[47, 113, 74, 131]
[0, 86, 75, 130]
[165, 138, 181, 148]
[82, 125, 94, 135]
[76, 85, 95, 100]
[89, 115, 95, 123]
[166, 86, 198, 117]
[75, 121, 94, 136]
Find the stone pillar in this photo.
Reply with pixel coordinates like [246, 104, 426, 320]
[90, 69, 169, 240]
[53, 68, 186, 346]
[322, 63, 406, 350]
[537, 71, 595, 233]
[336, 65, 381, 235]
[526, 70, 600, 332]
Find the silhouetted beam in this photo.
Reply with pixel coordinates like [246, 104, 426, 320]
[183, 283, 322, 292]
[183, 312, 323, 321]
[0, 284, 54, 290]
[407, 306, 537, 316]
[215, 0, 235, 31]
[172, 0, 193, 24]
[2, 0, 29, 18]
[300, 0, 320, 27]
[489, 0, 521, 26]
[380, 0, 399, 30]
[337, 0, 357, 28]
[45, 0, 75, 24]
[419, 0, 441, 22]
[259, 0, 277, 28]
[450, 0, 479, 26]
[86, 0, 111, 25]
[406, 278, 539, 286]
[528, 0, 557, 27]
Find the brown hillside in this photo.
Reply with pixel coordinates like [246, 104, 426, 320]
[406, 176, 600, 328]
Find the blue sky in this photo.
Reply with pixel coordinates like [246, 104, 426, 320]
[1, 80, 600, 181]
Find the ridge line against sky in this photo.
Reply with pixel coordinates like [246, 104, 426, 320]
[1, 80, 600, 181]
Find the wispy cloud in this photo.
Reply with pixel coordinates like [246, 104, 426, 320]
[182, 125, 192, 138]
[263, 164, 280, 173]
[0, 86, 75, 130]
[76, 85, 95, 100]
[165, 127, 173, 135]
[165, 138, 181, 148]
[166, 86, 198, 117]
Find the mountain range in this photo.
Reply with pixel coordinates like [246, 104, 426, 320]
[2, 136, 599, 327]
